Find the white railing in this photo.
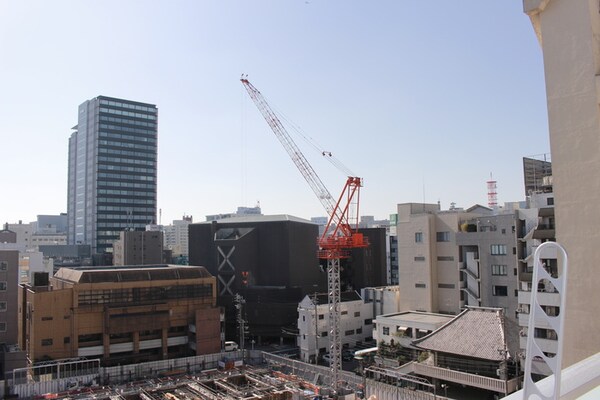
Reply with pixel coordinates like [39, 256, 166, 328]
[412, 363, 519, 394]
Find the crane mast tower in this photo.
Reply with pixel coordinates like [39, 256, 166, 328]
[241, 77, 368, 393]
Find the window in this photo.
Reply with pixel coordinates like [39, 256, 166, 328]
[493, 285, 508, 296]
[64, 337, 71, 344]
[354, 311, 360, 317]
[491, 265, 507, 276]
[414, 256, 425, 262]
[382, 327, 390, 335]
[491, 244, 507, 255]
[364, 318, 372, 325]
[437, 256, 454, 261]
[356, 327, 362, 334]
[318, 314, 324, 320]
[438, 283, 455, 289]
[41, 339, 53, 346]
[302, 316, 305, 322]
[0, 261, 7, 271]
[515, 289, 519, 297]
[547, 197, 554, 206]
[321, 332, 328, 337]
[501, 228, 506, 234]
[415, 283, 426, 288]
[0, 302, 6, 311]
[345, 330, 355, 336]
[0, 322, 5, 332]
[341, 310, 348, 315]
[0, 282, 6, 291]
[42, 316, 53, 321]
[436, 232, 450, 242]
[415, 232, 423, 243]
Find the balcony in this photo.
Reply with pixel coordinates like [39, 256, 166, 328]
[411, 362, 520, 394]
[519, 335, 558, 354]
[532, 224, 556, 240]
[518, 290, 560, 307]
[517, 312, 552, 329]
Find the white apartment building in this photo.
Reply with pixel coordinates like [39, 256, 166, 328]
[516, 191, 557, 376]
[297, 291, 373, 363]
[164, 216, 193, 257]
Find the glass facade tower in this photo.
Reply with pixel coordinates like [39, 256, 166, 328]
[67, 96, 158, 255]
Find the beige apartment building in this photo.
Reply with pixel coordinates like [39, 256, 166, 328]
[397, 203, 491, 315]
[18, 265, 221, 366]
[524, 0, 600, 367]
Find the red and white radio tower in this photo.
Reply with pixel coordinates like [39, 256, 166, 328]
[487, 173, 498, 208]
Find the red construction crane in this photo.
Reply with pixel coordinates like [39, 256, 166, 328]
[241, 77, 368, 393]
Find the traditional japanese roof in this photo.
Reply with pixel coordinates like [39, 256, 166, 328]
[413, 307, 509, 361]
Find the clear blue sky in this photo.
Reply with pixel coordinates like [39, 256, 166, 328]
[0, 1, 549, 225]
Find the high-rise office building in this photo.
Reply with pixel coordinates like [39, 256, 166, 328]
[67, 96, 158, 255]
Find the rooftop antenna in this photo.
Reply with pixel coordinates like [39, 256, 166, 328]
[487, 173, 498, 209]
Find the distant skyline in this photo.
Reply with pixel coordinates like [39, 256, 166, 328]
[0, 1, 549, 225]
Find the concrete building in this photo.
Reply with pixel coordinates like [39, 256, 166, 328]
[67, 96, 158, 255]
[388, 234, 398, 285]
[523, 0, 600, 367]
[297, 291, 373, 363]
[8, 218, 67, 251]
[0, 250, 19, 347]
[397, 203, 491, 315]
[456, 213, 520, 332]
[361, 286, 401, 317]
[0, 247, 27, 379]
[0, 226, 17, 244]
[113, 230, 164, 266]
[18, 265, 220, 366]
[164, 216, 193, 258]
[34, 214, 68, 235]
[38, 244, 92, 272]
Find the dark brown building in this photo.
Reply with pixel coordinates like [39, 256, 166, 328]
[19, 265, 220, 366]
[189, 215, 326, 343]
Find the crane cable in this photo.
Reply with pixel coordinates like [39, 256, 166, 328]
[264, 93, 356, 178]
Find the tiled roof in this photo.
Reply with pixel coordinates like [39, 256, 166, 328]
[413, 307, 508, 361]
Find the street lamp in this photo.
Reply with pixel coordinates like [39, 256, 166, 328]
[440, 383, 448, 398]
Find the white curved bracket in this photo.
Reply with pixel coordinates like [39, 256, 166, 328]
[523, 241, 568, 399]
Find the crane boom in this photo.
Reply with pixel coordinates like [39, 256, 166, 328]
[241, 78, 336, 214]
[240, 78, 366, 250]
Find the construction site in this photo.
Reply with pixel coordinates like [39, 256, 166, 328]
[20, 352, 370, 400]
